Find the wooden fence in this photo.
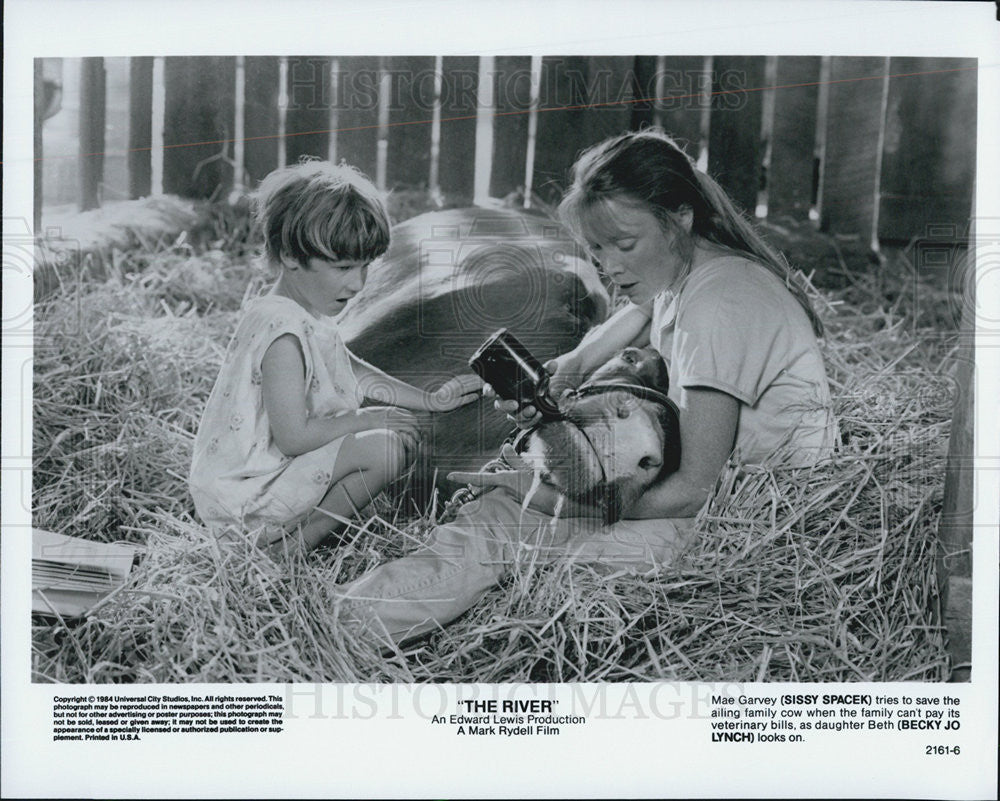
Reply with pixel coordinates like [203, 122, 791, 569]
[37, 54, 976, 245]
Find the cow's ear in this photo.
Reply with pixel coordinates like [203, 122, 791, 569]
[674, 204, 694, 233]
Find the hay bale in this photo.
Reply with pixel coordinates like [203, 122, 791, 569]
[31, 224, 955, 683]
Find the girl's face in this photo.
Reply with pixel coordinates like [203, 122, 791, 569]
[279, 256, 369, 318]
[581, 197, 692, 305]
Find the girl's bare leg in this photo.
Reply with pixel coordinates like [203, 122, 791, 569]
[273, 429, 414, 552]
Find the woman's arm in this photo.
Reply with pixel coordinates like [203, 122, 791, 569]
[262, 335, 420, 456]
[446, 456, 604, 518]
[627, 386, 739, 518]
[457, 387, 738, 520]
[497, 303, 653, 426]
[552, 302, 652, 391]
[349, 351, 481, 411]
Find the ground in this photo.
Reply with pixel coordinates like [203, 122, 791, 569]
[31, 195, 959, 683]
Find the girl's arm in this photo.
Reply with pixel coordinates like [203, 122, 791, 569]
[349, 352, 482, 411]
[627, 386, 739, 518]
[262, 335, 419, 456]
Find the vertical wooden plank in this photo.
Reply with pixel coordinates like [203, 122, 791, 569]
[102, 58, 131, 202]
[34, 60, 44, 229]
[428, 56, 443, 200]
[232, 56, 246, 192]
[531, 56, 593, 208]
[878, 57, 976, 243]
[244, 57, 280, 185]
[819, 56, 889, 243]
[438, 55, 478, 201]
[522, 55, 543, 207]
[473, 56, 496, 204]
[385, 56, 434, 188]
[490, 56, 532, 198]
[532, 56, 637, 207]
[938, 218, 976, 681]
[79, 57, 106, 211]
[128, 57, 153, 198]
[163, 56, 236, 199]
[708, 56, 765, 216]
[285, 56, 330, 165]
[581, 56, 636, 144]
[630, 55, 656, 130]
[336, 56, 381, 181]
[634, 55, 706, 154]
[767, 56, 821, 221]
[375, 60, 390, 191]
[150, 57, 165, 196]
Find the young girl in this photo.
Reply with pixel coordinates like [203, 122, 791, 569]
[337, 129, 838, 644]
[189, 160, 481, 551]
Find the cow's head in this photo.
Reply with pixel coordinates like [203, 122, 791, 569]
[519, 347, 680, 523]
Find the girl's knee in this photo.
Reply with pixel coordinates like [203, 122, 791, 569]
[383, 429, 419, 475]
[360, 428, 415, 478]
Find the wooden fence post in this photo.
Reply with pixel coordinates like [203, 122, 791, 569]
[532, 56, 635, 208]
[244, 57, 280, 185]
[632, 55, 708, 157]
[34, 60, 45, 229]
[79, 57, 106, 211]
[938, 220, 977, 681]
[878, 57, 977, 243]
[128, 57, 154, 199]
[332, 57, 381, 183]
[285, 56, 331, 166]
[437, 56, 479, 202]
[162, 57, 236, 199]
[708, 56, 765, 216]
[490, 56, 532, 199]
[767, 56, 821, 222]
[532, 57, 590, 208]
[819, 56, 889, 248]
[386, 56, 435, 189]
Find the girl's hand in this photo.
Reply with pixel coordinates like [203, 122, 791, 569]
[429, 373, 484, 412]
[354, 406, 423, 441]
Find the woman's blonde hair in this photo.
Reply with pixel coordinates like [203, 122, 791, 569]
[253, 158, 391, 268]
[559, 128, 823, 336]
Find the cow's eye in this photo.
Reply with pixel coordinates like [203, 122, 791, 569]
[616, 404, 631, 419]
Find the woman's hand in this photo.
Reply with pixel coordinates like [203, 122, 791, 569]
[447, 444, 539, 500]
[447, 444, 598, 518]
[488, 355, 584, 429]
[428, 373, 484, 412]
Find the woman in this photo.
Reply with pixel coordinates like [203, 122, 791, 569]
[491, 127, 836, 518]
[337, 129, 837, 645]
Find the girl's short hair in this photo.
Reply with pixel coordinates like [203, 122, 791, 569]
[253, 159, 391, 268]
[559, 128, 823, 337]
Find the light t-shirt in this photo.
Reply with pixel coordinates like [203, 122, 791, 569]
[645, 255, 836, 467]
[189, 293, 361, 530]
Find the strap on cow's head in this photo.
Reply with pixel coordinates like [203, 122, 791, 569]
[570, 381, 680, 419]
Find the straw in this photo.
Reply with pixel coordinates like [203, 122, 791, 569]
[32, 207, 955, 683]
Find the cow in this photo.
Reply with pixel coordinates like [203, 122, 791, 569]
[338, 207, 610, 487]
[336, 344, 683, 645]
[518, 345, 681, 524]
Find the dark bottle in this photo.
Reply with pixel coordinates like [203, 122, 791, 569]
[468, 328, 563, 419]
